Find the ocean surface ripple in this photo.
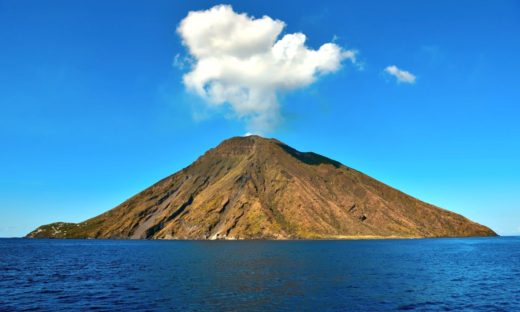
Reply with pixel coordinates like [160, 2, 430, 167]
[1, 237, 519, 311]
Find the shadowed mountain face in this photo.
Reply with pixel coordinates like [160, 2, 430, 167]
[27, 136, 496, 239]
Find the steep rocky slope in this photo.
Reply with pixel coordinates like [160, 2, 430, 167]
[27, 136, 496, 239]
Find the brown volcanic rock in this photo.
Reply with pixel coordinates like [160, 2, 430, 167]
[27, 136, 496, 239]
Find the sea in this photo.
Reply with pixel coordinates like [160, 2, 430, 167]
[1, 237, 519, 311]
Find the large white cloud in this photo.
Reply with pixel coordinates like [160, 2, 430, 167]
[384, 65, 416, 84]
[177, 5, 357, 133]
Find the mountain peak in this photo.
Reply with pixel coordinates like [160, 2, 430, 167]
[211, 135, 341, 168]
[27, 136, 496, 240]
[216, 135, 279, 149]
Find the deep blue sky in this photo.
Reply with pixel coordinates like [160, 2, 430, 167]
[1, 0, 519, 237]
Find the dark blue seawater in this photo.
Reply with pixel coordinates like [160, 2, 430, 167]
[1, 237, 519, 311]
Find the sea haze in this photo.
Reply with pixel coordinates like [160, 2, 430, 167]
[1, 237, 519, 311]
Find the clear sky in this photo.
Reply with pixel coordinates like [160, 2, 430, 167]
[1, 0, 519, 237]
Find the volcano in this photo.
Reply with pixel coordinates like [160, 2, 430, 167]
[27, 136, 496, 239]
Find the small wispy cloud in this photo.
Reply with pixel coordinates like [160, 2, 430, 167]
[384, 65, 416, 84]
[176, 4, 358, 134]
